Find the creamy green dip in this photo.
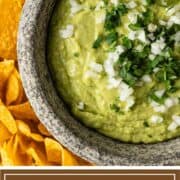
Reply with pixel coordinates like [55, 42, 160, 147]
[47, 0, 180, 143]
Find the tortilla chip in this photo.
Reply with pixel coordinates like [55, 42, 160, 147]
[0, 136, 26, 165]
[8, 102, 39, 122]
[0, 141, 14, 165]
[5, 69, 20, 105]
[61, 149, 79, 166]
[6, 68, 26, 105]
[30, 133, 44, 142]
[16, 120, 31, 136]
[0, 100, 17, 134]
[16, 120, 44, 142]
[14, 134, 44, 165]
[0, 122, 12, 143]
[26, 142, 49, 166]
[13, 69, 26, 104]
[0, 60, 14, 100]
[38, 123, 51, 136]
[13, 135, 33, 165]
[0, 0, 25, 59]
[14, 81, 26, 105]
[15, 134, 30, 153]
[4, 136, 32, 165]
[45, 138, 63, 164]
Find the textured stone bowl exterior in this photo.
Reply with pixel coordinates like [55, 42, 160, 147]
[17, 0, 180, 166]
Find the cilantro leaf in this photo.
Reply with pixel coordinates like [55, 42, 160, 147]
[93, 35, 104, 49]
[122, 36, 133, 49]
[105, 31, 118, 45]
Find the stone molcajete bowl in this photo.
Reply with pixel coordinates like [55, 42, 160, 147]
[17, 0, 180, 166]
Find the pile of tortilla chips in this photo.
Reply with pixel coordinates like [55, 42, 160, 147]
[0, 0, 91, 166]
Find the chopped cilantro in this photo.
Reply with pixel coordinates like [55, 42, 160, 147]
[104, 4, 128, 30]
[102, 0, 108, 5]
[130, 9, 154, 30]
[137, 45, 151, 58]
[110, 104, 124, 114]
[74, 52, 79, 57]
[92, 1, 179, 94]
[128, 23, 141, 31]
[145, 0, 155, 5]
[116, 4, 128, 15]
[93, 35, 104, 49]
[105, 31, 118, 45]
[149, 91, 166, 104]
[143, 9, 154, 25]
[143, 121, 149, 127]
[122, 36, 133, 49]
[119, 63, 137, 86]
[129, 18, 143, 31]
[154, 25, 166, 39]
[149, 55, 164, 69]
[168, 86, 179, 93]
[116, 44, 152, 86]
[104, 9, 120, 30]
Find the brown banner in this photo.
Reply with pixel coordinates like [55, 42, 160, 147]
[0, 170, 179, 180]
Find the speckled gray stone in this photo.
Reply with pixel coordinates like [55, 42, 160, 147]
[17, 0, 180, 166]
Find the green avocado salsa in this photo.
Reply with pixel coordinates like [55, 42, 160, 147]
[47, 0, 180, 143]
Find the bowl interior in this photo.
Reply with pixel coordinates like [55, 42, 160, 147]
[17, 0, 180, 165]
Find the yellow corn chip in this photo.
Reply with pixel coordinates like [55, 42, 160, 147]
[0, 100, 17, 134]
[14, 80, 26, 105]
[38, 123, 51, 136]
[30, 133, 44, 142]
[16, 120, 31, 136]
[26, 142, 49, 166]
[8, 102, 39, 122]
[0, 0, 25, 59]
[0, 60, 14, 100]
[45, 138, 63, 164]
[16, 120, 44, 142]
[6, 69, 20, 105]
[0, 122, 11, 143]
[15, 134, 30, 153]
[0, 142, 14, 165]
[13, 69, 26, 104]
[61, 149, 79, 166]
[13, 135, 33, 165]
[6, 68, 26, 105]
[0, 136, 29, 165]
